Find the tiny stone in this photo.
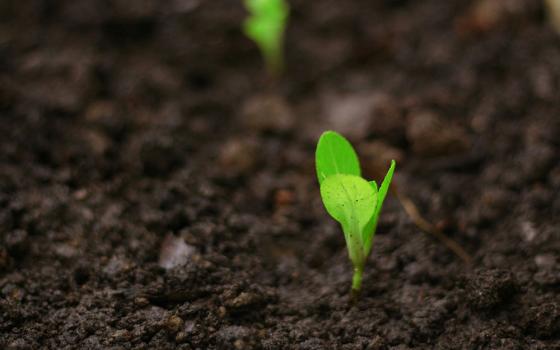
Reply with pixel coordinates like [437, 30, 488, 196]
[54, 243, 78, 259]
[73, 188, 88, 200]
[520, 221, 538, 242]
[110, 329, 131, 342]
[535, 254, 556, 268]
[159, 234, 194, 270]
[229, 292, 256, 309]
[274, 189, 295, 207]
[234, 339, 245, 349]
[165, 315, 184, 333]
[218, 306, 227, 318]
[8, 339, 30, 350]
[103, 255, 133, 275]
[175, 331, 188, 343]
[80, 128, 110, 155]
[134, 297, 150, 306]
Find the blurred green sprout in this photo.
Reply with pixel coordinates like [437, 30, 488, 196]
[243, 0, 289, 76]
[316, 131, 396, 298]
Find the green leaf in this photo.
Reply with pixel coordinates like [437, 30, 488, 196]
[362, 160, 396, 255]
[362, 181, 378, 243]
[315, 131, 361, 185]
[243, 0, 289, 75]
[320, 174, 376, 265]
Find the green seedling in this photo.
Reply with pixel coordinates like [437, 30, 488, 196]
[316, 131, 396, 298]
[545, 0, 560, 35]
[243, 0, 289, 76]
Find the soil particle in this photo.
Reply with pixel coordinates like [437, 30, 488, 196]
[0, 247, 9, 271]
[406, 110, 471, 157]
[533, 264, 560, 287]
[519, 143, 556, 182]
[519, 221, 538, 243]
[159, 234, 195, 270]
[224, 287, 277, 316]
[218, 138, 259, 177]
[16, 48, 95, 112]
[321, 91, 405, 141]
[273, 188, 296, 209]
[165, 314, 184, 334]
[110, 0, 160, 20]
[475, 188, 515, 224]
[134, 297, 150, 307]
[3, 230, 29, 259]
[103, 255, 134, 276]
[240, 94, 295, 133]
[137, 134, 184, 177]
[526, 303, 560, 339]
[322, 92, 376, 140]
[367, 94, 406, 143]
[110, 329, 132, 343]
[53, 243, 79, 259]
[216, 325, 252, 347]
[78, 128, 111, 156]
[534, 254, 556, 269]
[455, 0, 538, 35]
[466, 269, 519, 310]
[359, 141, 405, 178]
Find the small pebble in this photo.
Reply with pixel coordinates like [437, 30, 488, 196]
[274, 189, 295, 208]
[218, 306, 227, 318]
[519, 221, 537, 242]
[165, 315, 184, 334]
[175, 331, 188, 344]
[159, 234, 194, 270]
[234, 339, 245, 349]
[54, 243, 78, 259]
[110, 329, 131, 343]
[134, 297, 150, 307]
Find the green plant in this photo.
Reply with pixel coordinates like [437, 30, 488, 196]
[243, 0, 289, 76]
[545, 0, 560, 35]
[316, 131, 396, 298]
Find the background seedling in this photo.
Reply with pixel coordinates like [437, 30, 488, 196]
[545, 0, 560, 35]
[316, 131, 395, 299]
[243, 0, 289, 76]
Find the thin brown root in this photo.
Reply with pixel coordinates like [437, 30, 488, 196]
[395, 190, 472, 265]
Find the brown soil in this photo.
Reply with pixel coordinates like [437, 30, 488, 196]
[1, 0, 560, 349]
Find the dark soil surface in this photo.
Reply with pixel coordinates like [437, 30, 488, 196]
[1, 0, 560, 349]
